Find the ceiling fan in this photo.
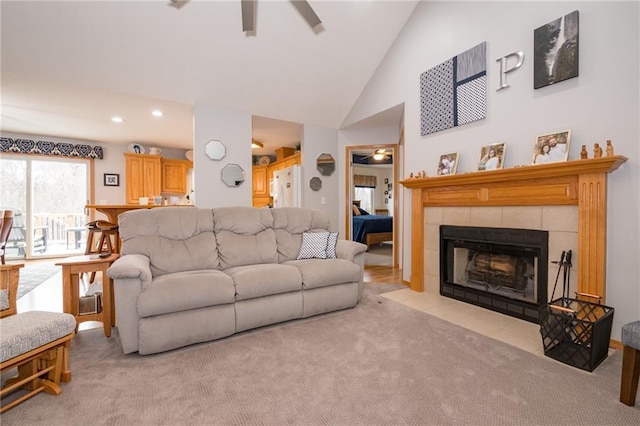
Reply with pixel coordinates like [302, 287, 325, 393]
[169, 0, 322, 32]
[362, 149, 392, 161]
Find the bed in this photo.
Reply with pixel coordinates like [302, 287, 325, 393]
[352, 208, 393, 250]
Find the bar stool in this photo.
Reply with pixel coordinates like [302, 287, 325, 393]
[84, 220, 119, 283]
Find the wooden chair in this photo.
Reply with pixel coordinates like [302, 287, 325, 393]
[0, 210, 14, 265]
[620, 321, 640, 406]
[0, 264, 76, 413]
[0, 208, 48, 258]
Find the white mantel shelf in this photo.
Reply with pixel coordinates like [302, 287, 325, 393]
[400, 155, 628, 300]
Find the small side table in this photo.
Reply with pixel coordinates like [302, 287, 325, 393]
[55, 254, 119, 337]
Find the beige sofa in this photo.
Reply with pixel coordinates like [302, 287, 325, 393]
[107, 206, 367, 355]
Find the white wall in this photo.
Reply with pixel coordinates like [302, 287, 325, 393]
[193, 104, 252, 208]
[301, 125, 340, 231]
[342, 1, 639, 338]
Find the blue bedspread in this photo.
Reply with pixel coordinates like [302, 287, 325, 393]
[352, 215, 393, 244]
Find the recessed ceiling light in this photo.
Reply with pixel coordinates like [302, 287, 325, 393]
[111, 116, 124, 123]
[152, 110, 163, 117]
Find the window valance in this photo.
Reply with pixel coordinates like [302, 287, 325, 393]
[0, 137, 104, 159]
[353, 174, 377, 188]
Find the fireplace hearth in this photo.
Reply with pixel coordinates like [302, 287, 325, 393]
[440, 225, 548, 323]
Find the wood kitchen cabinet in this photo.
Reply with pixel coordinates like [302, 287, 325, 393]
[161, 159, 193, 194]
[252, 153, 300, 207]
[124, 153, 161, 204]
[252, 165, 270, 208]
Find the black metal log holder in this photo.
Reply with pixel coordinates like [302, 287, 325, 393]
[538, 250, 614, 372]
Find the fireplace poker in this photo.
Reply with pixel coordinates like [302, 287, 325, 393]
[563, 250, 573, 300]
[550, 250, 566, 301]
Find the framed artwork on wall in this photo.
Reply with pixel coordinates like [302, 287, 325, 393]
[437, 152, 459, 176]
[104, 173, 120, 187]
[532, 130, 571, 164]
[477, 144, 505, 171]
[534, 10, 579, 89]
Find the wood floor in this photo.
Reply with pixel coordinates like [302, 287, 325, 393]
[363, 264, 404, 285]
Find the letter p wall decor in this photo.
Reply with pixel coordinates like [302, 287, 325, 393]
[420, 42, 487, 136]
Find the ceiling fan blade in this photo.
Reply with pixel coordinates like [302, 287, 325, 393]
[290, 0, 322, 29]
[168, 0, 189, 9]
[241, 0, 256, 32]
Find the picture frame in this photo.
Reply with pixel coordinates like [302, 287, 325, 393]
[384, 178, 389, 184]
[437, 152, 459, 176]
[534, 10, 579, 90]
[477, 143, 505, 171]
[104, 173, 120, 187]
[532, 130, 571, 165]
[387, 183, 392, 190]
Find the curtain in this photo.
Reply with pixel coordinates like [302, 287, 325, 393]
[1, 137, 103, 159]
[353, 174, 377, 188]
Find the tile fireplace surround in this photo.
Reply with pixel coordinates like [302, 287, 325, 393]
[400, 156, 627, 304]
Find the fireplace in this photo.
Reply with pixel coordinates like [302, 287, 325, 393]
[440, 225, 548, 323]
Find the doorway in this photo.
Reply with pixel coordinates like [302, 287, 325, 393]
[0, 153, 92, 259]
[345, 144, 399, 268]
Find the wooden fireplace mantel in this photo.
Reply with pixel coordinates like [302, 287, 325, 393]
[400, 155, 628, 299]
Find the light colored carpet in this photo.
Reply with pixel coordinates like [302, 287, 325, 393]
[16, 263, 60, 299]
[2, 282, 639, 425]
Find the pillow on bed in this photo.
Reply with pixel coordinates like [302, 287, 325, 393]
[351, 205, 361, 216]
[297, 232, 330, 259]
[357, 207, 370, 215]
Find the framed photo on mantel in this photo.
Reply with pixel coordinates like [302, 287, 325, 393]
[437, 152, 458, 176]
[532, 130, 571, 165]
[477, 143, 505, 171]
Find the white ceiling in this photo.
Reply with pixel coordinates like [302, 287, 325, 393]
[0, 0, 416, 154]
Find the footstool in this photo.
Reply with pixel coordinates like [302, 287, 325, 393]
[0, 311, 76, 413]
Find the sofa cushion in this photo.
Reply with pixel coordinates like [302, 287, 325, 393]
[283, 258, 361, 289]
[120, 207, 219, 277]
[137, 269, 235, 318]
[272, 208, 330, 262]
[225, 264, 302, 301]
[213, 207, 278, 269]
[1, 311, 76, 363]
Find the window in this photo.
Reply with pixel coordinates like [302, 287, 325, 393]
[354, 187, 374, 214]
[0, 153, 90, 258]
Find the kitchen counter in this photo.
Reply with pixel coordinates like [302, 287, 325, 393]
[85, 204, 191, 225]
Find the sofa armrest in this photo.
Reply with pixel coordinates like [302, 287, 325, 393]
[336, 239, 367, 263]
[107, 254, 151, 354]
[107, 254, 152, 288]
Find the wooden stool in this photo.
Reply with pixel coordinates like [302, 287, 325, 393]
[85, 221, 119, 283]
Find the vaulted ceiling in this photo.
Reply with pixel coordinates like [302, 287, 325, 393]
[1, 1, 417, 151]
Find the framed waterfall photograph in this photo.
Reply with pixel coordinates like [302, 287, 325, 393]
[534, 10, 579, 89]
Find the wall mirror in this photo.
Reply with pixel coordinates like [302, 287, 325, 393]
[316, 153, 335, 176]
[205, 139, 226, 160]
[221, 163, 245, 187]
[310, 177, 322, 191]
